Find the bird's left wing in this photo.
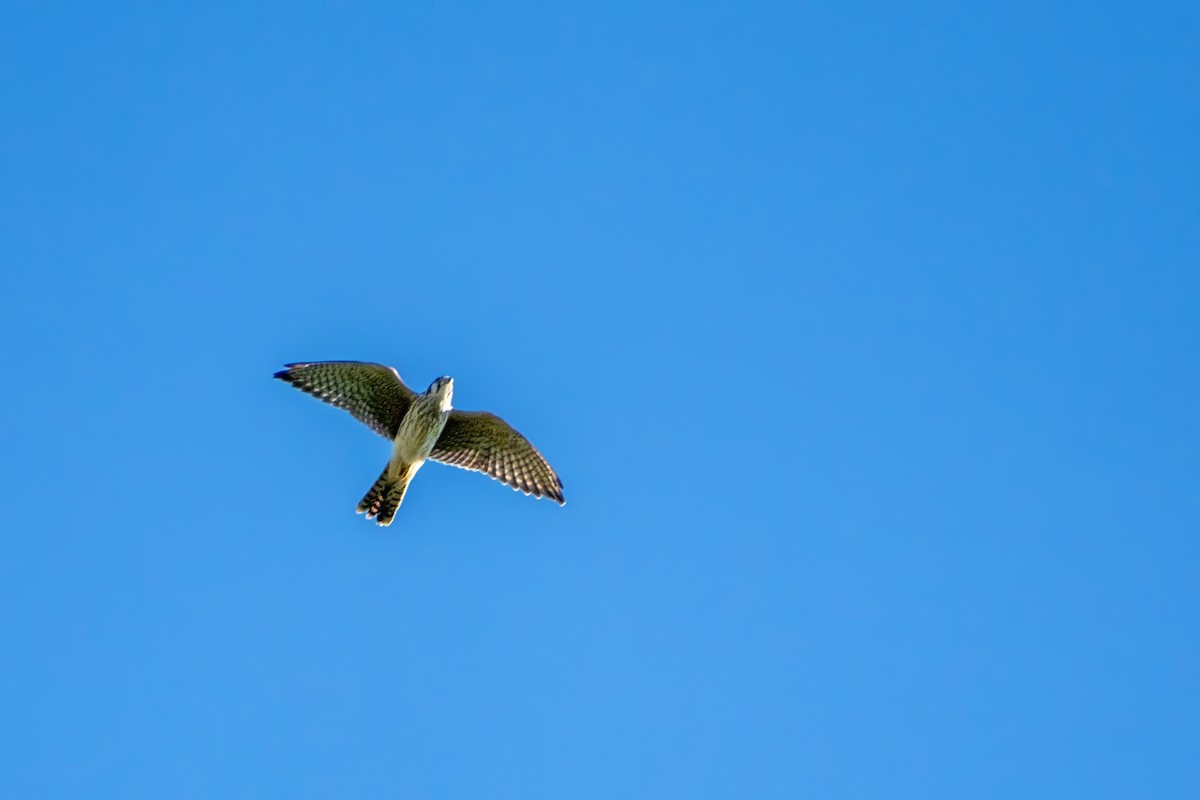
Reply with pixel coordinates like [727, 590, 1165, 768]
[274, 361, 414, 439]
[430, 410, 565, 504]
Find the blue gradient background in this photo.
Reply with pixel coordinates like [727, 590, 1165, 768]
[2, 2, 1197, 797]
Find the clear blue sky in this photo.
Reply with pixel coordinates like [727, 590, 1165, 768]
[2, 2, 1197, 797]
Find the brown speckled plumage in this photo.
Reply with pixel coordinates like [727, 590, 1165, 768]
[432, 411, 565, 504]
[275, 360, 565, 525]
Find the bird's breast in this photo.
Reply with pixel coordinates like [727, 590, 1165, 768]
[393, 399, 450, 463]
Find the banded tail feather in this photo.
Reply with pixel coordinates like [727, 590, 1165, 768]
[357, 462, 414, 527]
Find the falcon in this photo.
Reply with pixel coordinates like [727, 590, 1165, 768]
[274, 361, 565, 525]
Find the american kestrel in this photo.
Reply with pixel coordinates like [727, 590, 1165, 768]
[275, 361, 565, 525]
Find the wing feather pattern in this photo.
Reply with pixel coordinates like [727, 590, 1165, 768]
[431, 410, 565, 504]
[274, 361, 414, 439]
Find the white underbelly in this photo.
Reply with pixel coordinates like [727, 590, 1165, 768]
[392, 434, 433, 466]
[391, 406, 450, 464]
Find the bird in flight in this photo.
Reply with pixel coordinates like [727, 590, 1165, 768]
[275, 361, 565, 526]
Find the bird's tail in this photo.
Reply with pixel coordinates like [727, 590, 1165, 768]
[356, 461, 413, 527]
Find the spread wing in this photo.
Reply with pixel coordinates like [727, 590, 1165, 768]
[274, 361, 414, 439]
[430, 410, 565, 504]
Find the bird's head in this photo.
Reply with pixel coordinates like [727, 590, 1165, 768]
[428, 376, 454, 411]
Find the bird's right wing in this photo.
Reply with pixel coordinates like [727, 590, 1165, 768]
[430, 410, 565, 504]
[274, 361, 414, 439]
